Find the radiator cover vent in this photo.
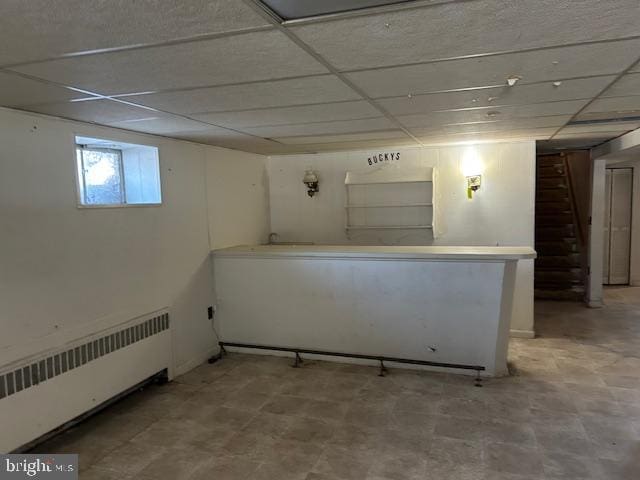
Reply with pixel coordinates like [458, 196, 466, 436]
[0, 313, 169, 400]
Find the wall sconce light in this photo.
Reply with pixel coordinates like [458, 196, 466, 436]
[302, 169, 319, 197]
[466, 175, 482, 198]
[461, 147, 483, 199]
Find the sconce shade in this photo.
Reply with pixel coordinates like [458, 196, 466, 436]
[303, 170, 319, 184]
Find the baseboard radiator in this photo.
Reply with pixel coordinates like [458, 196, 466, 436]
[0, 310, 172, 453]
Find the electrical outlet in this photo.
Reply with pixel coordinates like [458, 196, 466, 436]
[207, 306, 213, 320]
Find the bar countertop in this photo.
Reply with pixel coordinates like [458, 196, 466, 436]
[212, 244, 536, 261]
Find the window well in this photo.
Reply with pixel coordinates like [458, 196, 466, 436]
[75, 136, 162, 207]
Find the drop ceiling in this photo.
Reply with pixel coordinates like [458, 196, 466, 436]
[1, 0, 640, 155]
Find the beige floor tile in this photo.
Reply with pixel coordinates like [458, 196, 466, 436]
[368, 451, 426, 480]
[261, 394, 311, 415]
[91, 441, 164, 476]
[312, 445, 375, 479]
[282, 416, 336, 444]
[485, 442, 544, 477]
[187, 456, 261, 480]
[542, 452, 603, 479]
[27, 294, 640, 480]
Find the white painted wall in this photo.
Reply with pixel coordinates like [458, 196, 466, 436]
[205, 147, 270, 249]
[267, 142, 536, 335]
[0, 107, 269, 377]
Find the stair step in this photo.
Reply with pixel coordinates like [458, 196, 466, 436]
[536, 204, 573, 214]
[536, 190, 570, 201]
[535, 255, 581, 268]
[535, 225, 576, 237]
[535, 242, 578, 255]
[537, 165, 565, 177]
[534, 289, 585, 301]
[535, 272, 583, 286]
[537, 179, 568, 186]
[536, 214, 574, 225]
[535, 268, 582, 277]
[536, 268, 583, 276]
[537, 157, 565, 167]
[535, 281, 583, 289]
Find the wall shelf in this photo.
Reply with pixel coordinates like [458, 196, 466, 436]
[344, 167, 434, 235]
[346, 203, 433, 208]
[346, 225, 433, 230]
[345, 180, 432, 186]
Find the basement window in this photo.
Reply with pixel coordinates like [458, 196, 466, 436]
[75, 136, 162, 207]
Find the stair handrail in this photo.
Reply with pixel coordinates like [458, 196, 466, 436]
[562, 155, 587, 246]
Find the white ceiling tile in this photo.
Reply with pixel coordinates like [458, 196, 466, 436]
[538, 138, 609, 150]
[397, 101, 586, 128]
[0, 0, 270, 66]
[377, 77, 615, 115]
[291, 0, 640, 70]
[107, 116, 215, 135]
[574, 110, 640, 122]
[192, 101, 380, 128]
[444, 126, 557, 138]
[0, 71, 94, 107]
[409, 115, 572, 136]
[345, 40, 640, 98]
[19, 99, 158, 124]
[601, 73, 640, 97]
[557, 122, 640, 134]
[171, 129, 304, 154]
[262, 0, 416, 21]
[553, 131, 623, 141]
[416, 129, 555, 146]
[285, 137, 419, 153]
[123, 76, 361, 114]
[241, 117, 396, 137]
[582, 96, 640, 114]
[12, 31, 327, 95]
[274, 130, 408, 145]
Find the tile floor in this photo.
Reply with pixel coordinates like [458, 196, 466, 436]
[34, 292, 640, 479]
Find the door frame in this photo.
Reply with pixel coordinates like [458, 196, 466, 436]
[603, 167, 634, 285]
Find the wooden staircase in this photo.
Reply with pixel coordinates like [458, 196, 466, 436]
[535, 155, 586, 300]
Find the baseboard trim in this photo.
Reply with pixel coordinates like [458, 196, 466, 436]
[510, 329, 535, 339]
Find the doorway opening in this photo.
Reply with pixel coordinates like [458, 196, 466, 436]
[603, 167, 633, 285]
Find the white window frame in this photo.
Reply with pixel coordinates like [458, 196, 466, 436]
[76, 146, 127, 206]
[73, 135, 162, 209]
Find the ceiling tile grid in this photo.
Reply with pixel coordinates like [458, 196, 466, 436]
[22, 99, 160, 125]
[397, 100, 588, 129]
[121, 75, 362, 114]
[191, 101, 382, 128]
[344, 40, 640, 99]
[600, 73, 640, 97]
[2, 0, 640, 154]
[242, 117, 397, 138]
[0, 71, 96, 107]
[10, 31, 328, 96]
[0, 0, 270, 67]
[290, 0, 640, 71]
[376, 77, 616, 116]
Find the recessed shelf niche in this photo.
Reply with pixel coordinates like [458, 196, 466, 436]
[344, 167, 434, 233]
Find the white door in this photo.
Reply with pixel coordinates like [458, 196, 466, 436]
[603, 169, 611, 284]
[603, 168, 633, 285]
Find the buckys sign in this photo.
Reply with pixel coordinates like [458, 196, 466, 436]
[366, 151, 401, 165]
